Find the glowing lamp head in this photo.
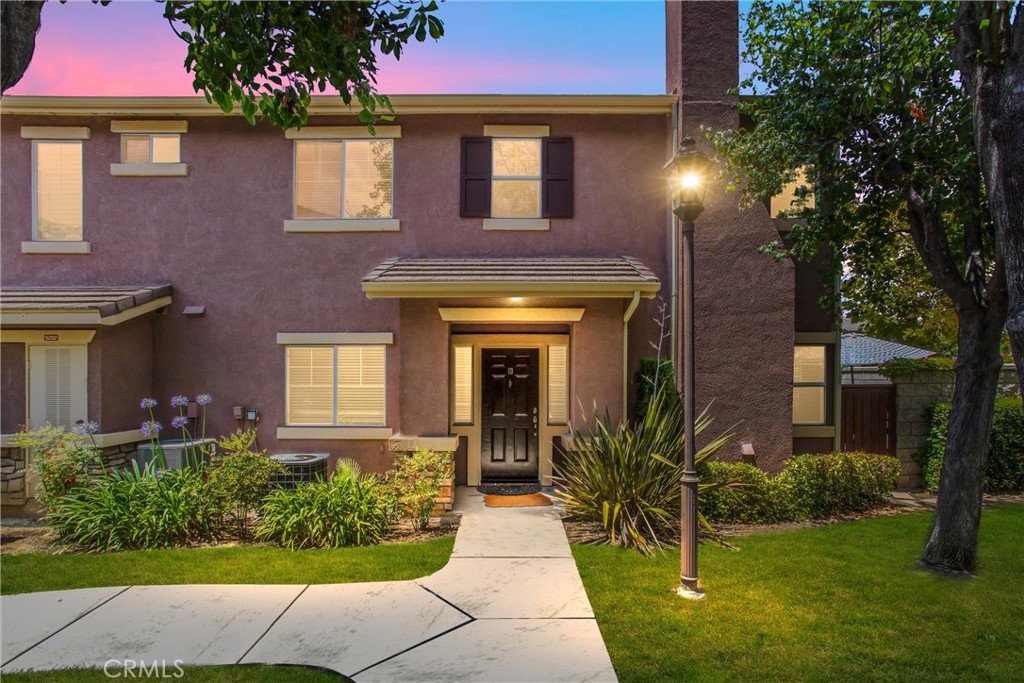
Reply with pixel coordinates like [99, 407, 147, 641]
[664, 138, 712, 222]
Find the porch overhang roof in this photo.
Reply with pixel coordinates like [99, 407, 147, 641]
[0, 285, 173, 326]
[361, 257, 661, 299]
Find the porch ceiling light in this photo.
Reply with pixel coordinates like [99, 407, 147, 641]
[663, 138, 712, 222]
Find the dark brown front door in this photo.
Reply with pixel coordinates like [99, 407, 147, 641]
[481, 348, 540, 481]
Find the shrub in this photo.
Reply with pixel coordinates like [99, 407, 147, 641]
[633, 358, 679, 426]
[382, 449, 454, 530]
[699, 461, 782, 524]
[554, 387, 733, 554]
[256, 470, 392, 549]
[923, 398, 1024, 492]
[11, 423, 102, 504]
[47, 465, 221, 552]
[776, 452, 899, 520]
[208, 429, 285, 538]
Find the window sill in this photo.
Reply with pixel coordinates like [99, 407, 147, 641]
[284, 219, 400, 233]
[110, 162, 188, 177]
[792, 425, 835, 438]
[277, 426, 393, 440]
[21, 241, 91, 254]
[482, 218, 550, 231]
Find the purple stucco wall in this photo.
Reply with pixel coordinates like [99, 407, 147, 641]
[1, 343, 26, 433]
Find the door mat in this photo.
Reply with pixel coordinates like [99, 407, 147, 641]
[484, 493, 552, 508]
[476, 483, 543, 496]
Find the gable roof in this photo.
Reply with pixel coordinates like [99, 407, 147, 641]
[0, 285, 173, 326]
[841, 332, 934, 368]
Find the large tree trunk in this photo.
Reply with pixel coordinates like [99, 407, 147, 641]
[922, 304, 1006, 573]
[1010, 330, 1024, 403]
[0, 0, 45, 93]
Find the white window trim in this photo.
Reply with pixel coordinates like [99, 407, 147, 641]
[21, 126, 90, 140]
[285, 126, 402, 140]
[482, 218, 549, 231]
[490, 137, 542, 219]
[277, 332, 394, 345]
[111, 120, 188, 134]
[31, 139, 84, 243]
[291, 139, 396, 224]
[111, 163, 188, 177]
[793, 344, 828, 426]
[483, 125, 549, 138]
[284, 343, 388, 428]
[21, 241, 91, 254]
[277, 426, 393, 440]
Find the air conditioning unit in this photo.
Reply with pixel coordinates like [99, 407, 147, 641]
[136, 438, 216, 471]
[270, 453, 329, 489]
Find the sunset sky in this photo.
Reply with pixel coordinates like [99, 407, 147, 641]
[8, 1, 673, 96]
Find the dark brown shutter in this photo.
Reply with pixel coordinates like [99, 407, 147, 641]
[542, 137, 573, 218]
[461, 137, 492, 217]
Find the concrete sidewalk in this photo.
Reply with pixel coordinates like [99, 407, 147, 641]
[1, 488, 617, 682]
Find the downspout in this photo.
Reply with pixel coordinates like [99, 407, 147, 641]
[623, 290, 642, 419]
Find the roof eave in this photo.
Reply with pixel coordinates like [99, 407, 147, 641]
[362, 282, 660, 300]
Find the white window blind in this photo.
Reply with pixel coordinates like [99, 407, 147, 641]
[548, 345, 568, 424]
[120, 134, 180, 163]
[294, 140, 393, 219]
[28, 345, 88, 429]
[793, 345, 827, 425]
[492, 138, 541, 218]
[286, 345, 386, 426]
[453, 346, 473, 424]
[35, 141, 83, 241]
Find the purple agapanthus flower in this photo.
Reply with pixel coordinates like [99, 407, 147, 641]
[170, 395, 189, 408]
[140, 397, 158, 409]
[74, 420, 100, 436]
[195, 393, 213, 406]
[141, 420, 162, 437]
[172, 415, 190, 429]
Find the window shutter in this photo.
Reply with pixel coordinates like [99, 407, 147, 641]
[542, 137, 573, 218]
[461, 137, 492, 217]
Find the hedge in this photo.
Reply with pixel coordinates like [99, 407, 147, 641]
[922, 398, 1024, 493]
[699, 452, 899, 524]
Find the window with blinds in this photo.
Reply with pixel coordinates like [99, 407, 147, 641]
[548, 345, 568, 424]
[793, 345, 827, 425]
[34, 141, 83, 241]
[491, 138, 541, 218]
[452, 346, 473, 424]
[121, 134, 180, 163]
[294, 140, 393, 219]
[28, 345, 88, 430]
[286, 345, 386, 426]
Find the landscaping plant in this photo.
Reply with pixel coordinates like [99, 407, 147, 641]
[47, 463, 221, 552]
[923, 398, 1024, 493]
[256, 469, 392, 549]
[382, 449, 454, 530]
[139, 393, 215, 470]
[554, 386, 734, 554]
[208, 429, 285, 538]
[698, 460, 784, 525]
[776, 452, 899, 520]
[11, 422, 102, 504]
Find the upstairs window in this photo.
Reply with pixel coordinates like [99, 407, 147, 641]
[492, 139, 542, 217]
[121, 134, 180, 163]
[793, 345, 827, 425]
[460, 135, 573, 219]
[294, 140, 393, 219]
[34, 141, 83, 242]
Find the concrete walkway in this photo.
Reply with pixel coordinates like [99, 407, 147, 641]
[1, 488, 617, 682]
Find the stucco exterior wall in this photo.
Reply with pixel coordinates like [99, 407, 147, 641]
[1, 110, 671, 466]
[1, 343, 26, 433]
[667, 1, 796, 471]
[95, 317, 155, 433]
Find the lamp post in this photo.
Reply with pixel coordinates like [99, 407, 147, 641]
[664, 138, 712, 600]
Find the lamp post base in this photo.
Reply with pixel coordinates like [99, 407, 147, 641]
[675, 584, 706, 600]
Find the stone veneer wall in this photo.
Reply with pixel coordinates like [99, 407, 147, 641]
[0, 441, 144, 508]
[894, 365, 1018, 489]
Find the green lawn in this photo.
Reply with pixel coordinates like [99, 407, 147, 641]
[2, 665, 344, 682]
[1, 537, 454, 595]
[574, 503, 1024, 683]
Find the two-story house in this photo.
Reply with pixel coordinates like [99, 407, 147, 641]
[0, 2, 840, 510]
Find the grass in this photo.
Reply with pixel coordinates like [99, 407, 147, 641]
[2, 665, 344, 682]
[1, 537, 454, 595]
[574, 503, 1024, 683]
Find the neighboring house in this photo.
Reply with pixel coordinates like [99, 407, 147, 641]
[0, 2, 839, 508]
[841, 332, 935, 385]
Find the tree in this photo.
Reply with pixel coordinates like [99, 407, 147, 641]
[1, 1, 444, 129]
[711, 1, 1007, 573]
[954, 2, 1024, 400]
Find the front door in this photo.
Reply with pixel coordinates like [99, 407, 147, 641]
[481, 348, 539, 481]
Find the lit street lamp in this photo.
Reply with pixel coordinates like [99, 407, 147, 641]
[664, 138, 712, 600]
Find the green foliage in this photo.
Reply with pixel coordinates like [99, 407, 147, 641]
[47, 465, 220, 552]
[553, 387, 734, 554]
[632, 358, 678, 426]
[698, 461, 783, 524]
[208, 429, 285, 538]
[382, 449, 454, 530]
[923, 399, 1024, 492]
[163, 1, 444, 130]
[11, 424, 101, 504]
[256, 470, 392, 549]
[879, 356, 956, 379]
[776, 452, 899, 521]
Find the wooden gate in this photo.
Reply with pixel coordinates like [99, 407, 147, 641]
[841, 385, 896, 456]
